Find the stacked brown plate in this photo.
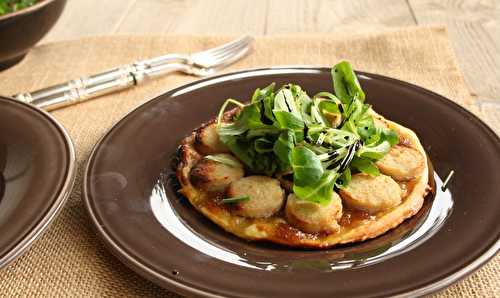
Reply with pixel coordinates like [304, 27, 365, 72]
[0, 96, 75, 268]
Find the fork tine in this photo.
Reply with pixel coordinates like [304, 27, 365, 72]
[191, 36, 253, 69]
[190, 45, 252, 77]
[208, 42, 252, 69]
[200, 36, 253, 56]
[200, 37, 253, 62]
[208, 38, 252, 64]
[209, 44, 251, 67]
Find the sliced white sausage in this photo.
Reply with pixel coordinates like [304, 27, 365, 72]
[190, 154, 244, 192]
[376, 145, 425, 181]
[227, 176, 285, 218]
[285, 193, 343, 234]
[339, 174, 402, 213]
[194, 123, 230, 155]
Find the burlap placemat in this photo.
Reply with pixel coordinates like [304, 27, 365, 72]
[0, 26, 498, 297]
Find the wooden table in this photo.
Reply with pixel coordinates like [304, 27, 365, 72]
[43, 0, 500, 135]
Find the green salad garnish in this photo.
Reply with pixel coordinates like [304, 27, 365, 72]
[216, 61, 399, 205]
[0, 0, 38, 16]
[221, 196, 250, 204]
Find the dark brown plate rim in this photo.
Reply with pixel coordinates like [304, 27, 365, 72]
[0, 96, 76, 268]
[83, 67, 500, 298]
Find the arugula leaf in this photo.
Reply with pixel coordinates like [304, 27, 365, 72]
[237, 104, 269, 130]
[219, 137, 254, 168]
[350, 156, 380, 176]
[217, 122, 248, 136]
[293, 171, 337, 205]
[336, 168, 352, 188]
[246, 128, 280, 138]
[263, 95, 276, 123]
[310, 97, 341, 127]
[318, 99, 340, 115]
[218, 103, 272, 136]
[273, 111, 304, 129]
[273, 111, 304, 141]
[346, 99, 364, 122]
[357, 117, 377, 141]
[340, 119, 359, 137]
[274, 88, 302, 119]
[254, 138, 274, 153]
[381, 128, 400, 146]
[291, 85, 314, 124]
[252, 154, 278, 176]
[332, 61, 365, 104]
[273, 129, 295, 170]
[357, 140, 391, 160]
[323, 129, 357, 147]
[251, 83, 275, 103]
[252, 83, 276, 124]
[355, 128, 398, 161]
[291, 147, 324, 187]
[314, 91, 342, 106]
[364, 130, 381, 146]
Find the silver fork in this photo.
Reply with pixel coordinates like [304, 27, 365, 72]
[14, 36, 254, 111]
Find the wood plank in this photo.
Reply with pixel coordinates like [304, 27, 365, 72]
[266, 0, 416, 34]
[173, 0, 267, 35]
[44, 0, 414, 40]
[114, 0, 192, 34]
[43, 0, 136, 42]
[116, 0, 267, 35]
[408, 0, 500, 101]
[478, 99, 500, 135]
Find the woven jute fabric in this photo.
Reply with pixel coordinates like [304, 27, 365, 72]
[0, 26, 498, 297]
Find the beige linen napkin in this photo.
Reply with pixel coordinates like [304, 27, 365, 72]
[0, 26, 497, 297]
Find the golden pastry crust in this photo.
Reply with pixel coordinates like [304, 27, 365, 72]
[176, 111, 430, 248]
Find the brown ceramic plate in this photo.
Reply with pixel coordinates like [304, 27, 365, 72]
[83, 68, 500, 297]
[0, 96, 75, 268]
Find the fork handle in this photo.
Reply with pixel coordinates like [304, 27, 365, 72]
[14, 61, 189, 111]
